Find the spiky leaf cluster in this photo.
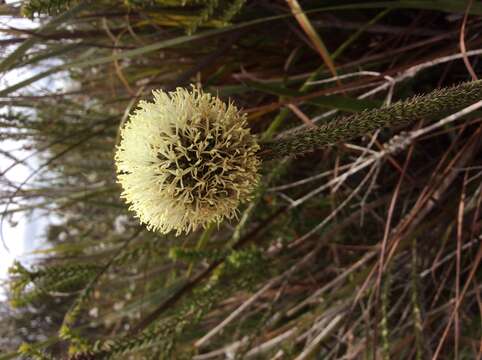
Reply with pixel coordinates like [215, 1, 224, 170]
[18, 342, 55, 360]
[21, 0, 75, 17]
[8, 261, 100, 308]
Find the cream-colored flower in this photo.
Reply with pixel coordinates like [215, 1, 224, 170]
[115, 86, 260, 235]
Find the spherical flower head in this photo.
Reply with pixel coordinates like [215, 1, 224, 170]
[115, 86, 260, 235]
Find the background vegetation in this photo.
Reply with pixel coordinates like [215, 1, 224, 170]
[0, 0, 481, 359]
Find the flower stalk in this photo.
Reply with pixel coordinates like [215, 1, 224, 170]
[258, 80, 482, 160]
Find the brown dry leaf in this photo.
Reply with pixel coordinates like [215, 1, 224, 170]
[286, 0, 338, 79]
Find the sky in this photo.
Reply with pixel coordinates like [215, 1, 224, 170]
[0, 2, 46, 294]
[0, 140, 32, 283]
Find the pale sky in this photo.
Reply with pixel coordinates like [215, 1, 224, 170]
[0, 140, 29, 284]
[0, 3, 43, 293]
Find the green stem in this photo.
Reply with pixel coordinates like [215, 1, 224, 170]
[258, 80, 482, 159]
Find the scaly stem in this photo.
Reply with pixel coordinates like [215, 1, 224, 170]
[259, 80, 482, 160]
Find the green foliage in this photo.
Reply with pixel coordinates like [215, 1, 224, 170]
[168, 246, 226, 263]
[18, 342, 55, 360]
[8, 261, 101, 308]
[21, 0, 76, 17]
[125, 0, 247, 33]
[69, 247, 269, 359]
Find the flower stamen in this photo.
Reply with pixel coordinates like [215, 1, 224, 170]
[115, 86, 260, 235]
